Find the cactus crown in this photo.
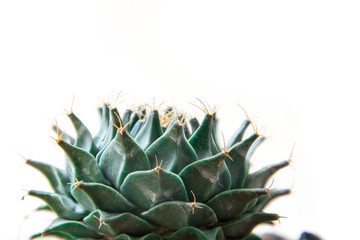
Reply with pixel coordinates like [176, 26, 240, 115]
[24, 99, 290, 240]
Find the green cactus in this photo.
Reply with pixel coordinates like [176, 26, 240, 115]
[24, 100, 291, 240]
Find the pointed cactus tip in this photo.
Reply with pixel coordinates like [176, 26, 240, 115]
[50, 119, 63, 143]
[266, 179, 277, 197]
[212, 105, 217, 114]
[153, 155, 163, 174]
[190, 190, 203, 214]
[69, 177, 83, 190]
[160, 109, 176, 127]
[104, 102, 113, 110]
[62, 95, 76, 115]
[189, 98, 214, 115]
[105, 90, 124, 109]
[222, 140, 235, 161]
[237, 103, 262, 135]
[180, 112, 187, 123]
[63, 107, 72, 116]
[190, 190, 196, 214]
[112, 111, 130, 135]
[41, 231, 49, 238]
[220, 131, 234, 160]
[147, 99, 164, 111]
[93, 215, 107, 229]
[17, 152, 29, 163]
[277, 215, 288, 224]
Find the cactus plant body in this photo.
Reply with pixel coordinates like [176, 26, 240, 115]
[24, 99, 291, 240]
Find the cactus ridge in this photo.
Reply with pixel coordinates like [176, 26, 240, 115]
[25, 101, 290, 240]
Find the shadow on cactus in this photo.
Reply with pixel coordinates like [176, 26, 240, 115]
[23, 99, 292, 240]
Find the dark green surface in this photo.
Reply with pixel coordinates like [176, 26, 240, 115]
[26, 102, 290, 240]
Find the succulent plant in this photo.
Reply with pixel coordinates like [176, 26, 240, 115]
[24, 99, 291, 240]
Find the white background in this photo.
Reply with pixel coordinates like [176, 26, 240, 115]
[1, 1, 359, 239]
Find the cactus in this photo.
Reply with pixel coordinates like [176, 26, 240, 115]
[24, 99, 291, 240]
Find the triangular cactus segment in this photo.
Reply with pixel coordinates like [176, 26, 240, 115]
[51, 125, 75, 145]
[146, 122, 198, 174]
[211, 158, 232, 198]
[250, 189, 291, 213]
[186, 202, 218, 229]
[221, 212, 280, 238]
[98, 106, 122, 150]
[141, 202, 188, 230]
[188, 117, 200, 135]
[135, 110, 163, 150]
[211, 113, 221, 154]
[26, 159, 71, 197]
[94, 104, 111, 148]
[141, 201, 217, 231]
[99, 130, 150, 189]
[227, 119, 251, 148]
[245, 160, 290, 189]
[122, 109, 133, 127]
[179, 152, 231, 202]
[164, 117, 176, 131]
[206, 188, 269, 221]
[42, 218, 104, 239]
[183, 122, 191, 139]
[243, 160, 289, 211]
[57, 140, 110, 185]
[27, 190, 88, 220]
[225, 133, 260, 189]
[138, 106, 147, 119]
[188, 114, 219, 160]
[130, 119, 145, 138]
[245, 136, 265, 170]
[120, 168, 188, 210]
[67, 112, 96, 154]
[84, 210, 157, 237]
[70, 181, 136, 213]
[128, 111, 141, 132]
[160, 107, 175, 130]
